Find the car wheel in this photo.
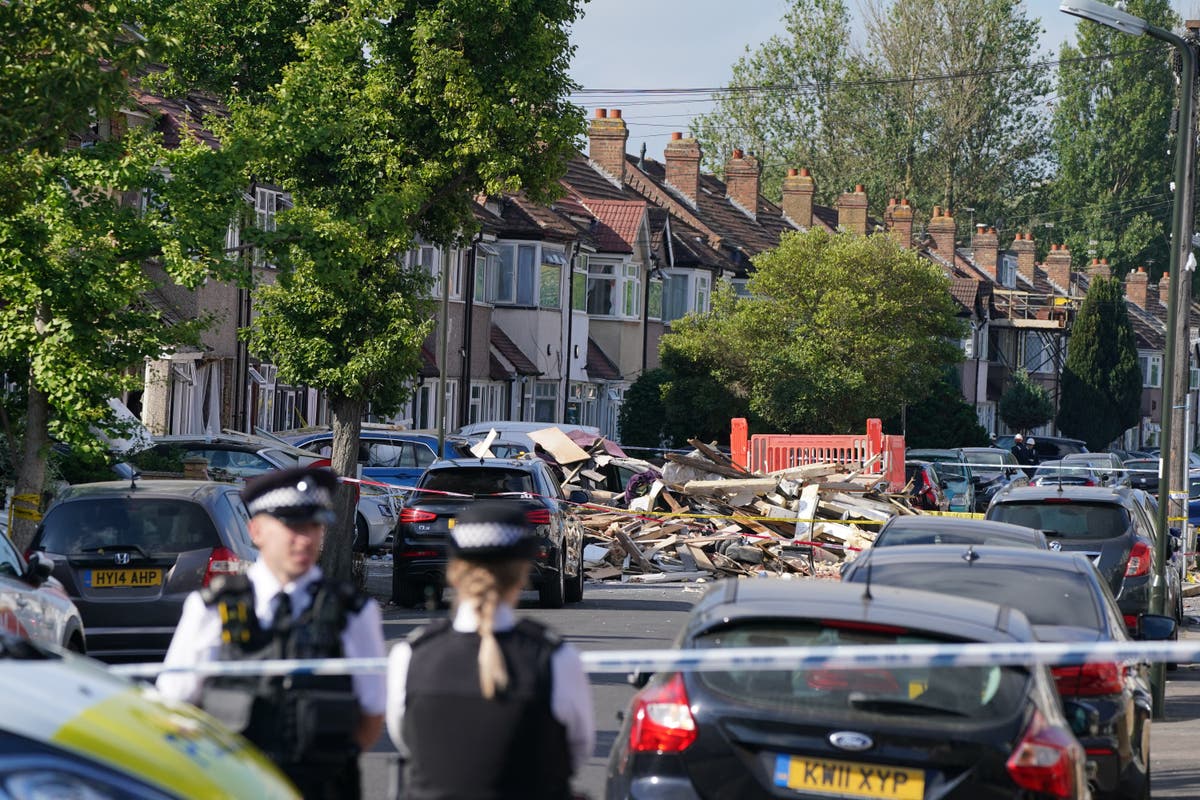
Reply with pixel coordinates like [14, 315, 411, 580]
[565, 544, 584, 604]
[539, 552, 566, 609]
[65, 631, 85, 655]
[394, 579, 425, 608]
[354, 514, 369, 553]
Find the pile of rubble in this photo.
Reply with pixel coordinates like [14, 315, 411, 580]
[577, 440, 919, 583]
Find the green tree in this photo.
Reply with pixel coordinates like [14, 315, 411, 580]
[145, 0, 585, 579]
[658, 349, 753, 448]
[884, 372, 990, 448]
[1057, 277, 1141, 449]
[999, 368, 1054, 433]
[618, 368, 669, 451]
[0, 2, 242, 550]
[1049, 0, 1178, 274]
[664, 228, 963, 434]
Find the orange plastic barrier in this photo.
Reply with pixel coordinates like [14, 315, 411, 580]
[730, 418, 906, 491]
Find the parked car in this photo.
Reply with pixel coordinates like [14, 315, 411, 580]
[606, 579, 1090, 800]
[0, 533, 86, 653]
[1123, 458, 1161, 495]
[904, 460, 950, 511]
[284, 426, 473, 489]
[1062, 453, 1131, 488]
[872, 515, 1048, 550]
[842, 545, 1170, 800]
[996, 434, 1089, 462]
[0, 635, 298, 798]
[962, 446, 1029, 511]
[133, 432, 399, 552]
[1028, 460, 1106, 488]
[986, 485, 1184, 631]
[905, 449, 974, 512]
[457, 421, 604, 453]
[392, 457, 587, 608]
[29, 480, 257, 662]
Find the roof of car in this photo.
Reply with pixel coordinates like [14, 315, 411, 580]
[53, 480, 236, 503]
[150, 434, 312, 457]
[879, 516, 1046, 541]
[992, 484, 1138, 504]
[426, 457, 543, 470]
[847, 544, 1093, 575]
[907, 448, 961, 456]
[687, 579, 1036, 644]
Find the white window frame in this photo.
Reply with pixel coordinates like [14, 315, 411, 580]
[534, 380, 558, 423]
[694, 273, 710, 314]
[1141, 353, 1163, 388]
[622, 264, 640, 318]
[586, 261, 618, 317]
[253, 187, 286, 268]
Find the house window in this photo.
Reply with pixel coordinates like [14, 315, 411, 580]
[494, 243, 538, 305]
[540, 251, 564, 309]
[534, 381, 558, 422]
[572, 255, 588, 311]
[416, 246, 440, 295]
[662, 272, 689, 323]
[475, 243, 499, 303]
[647, 277, 663, 320]
[1190, 367, 1199, 391]
[694, 274, 710, 314]
[1023, 331, 1046, 374]
[622, 264, 640, 318]
[587, 262, 617, 316]
[253, 187, 286, 267]
[1141, 354, 1163, 388]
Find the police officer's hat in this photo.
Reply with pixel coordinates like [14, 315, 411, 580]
[449, 501, 538, 561]
[241, 467, 338, 525]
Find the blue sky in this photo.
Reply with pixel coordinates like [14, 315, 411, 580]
[567, 0, 1200, 156]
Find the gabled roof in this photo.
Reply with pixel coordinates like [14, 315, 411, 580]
[129, 85, 225, 150]
[579, 199, 646, 254]
[586, 338, 622, 381]
[490, 324, 540, 376]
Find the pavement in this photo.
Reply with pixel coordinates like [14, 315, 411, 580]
[1152, 590, 1200, 798]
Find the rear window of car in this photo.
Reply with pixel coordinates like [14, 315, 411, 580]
[921, 456, 966, 480]
[860, 562, 1101, 629]
[876, 529, 1037, 549]
[419, 468, 535, 496]
[968, 451, 1005, 470]
[691, 621, 1028, 721]
[39, 498, 220, 554]
[989, 501, 1128, 540]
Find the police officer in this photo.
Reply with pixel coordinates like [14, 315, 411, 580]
[157, 467, 386, 800]
[386, 501, 594, 800]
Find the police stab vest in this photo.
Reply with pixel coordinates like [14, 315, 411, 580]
[199, 574, 364, 768]
[402, 618, 572, 800]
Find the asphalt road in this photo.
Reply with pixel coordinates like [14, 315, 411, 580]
[359, 561, 1200, 800]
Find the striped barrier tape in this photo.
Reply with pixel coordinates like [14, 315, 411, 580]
[112, 639, 1200, 681]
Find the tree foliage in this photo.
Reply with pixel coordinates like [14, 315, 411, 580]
[999, 368, 1054, 433]
[1049, 0, 1178, 275]
[1057, 277, 1142, 450]
[658, 348, 753, 447]
[142, 0, 586, 578]
[884, 372, 990, 448]
[618, 368, 668, 451]
[690, 0, 1049, 227]
[662, 229, 963, 434]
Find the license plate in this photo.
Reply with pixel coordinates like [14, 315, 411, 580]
[773, 754, 924, 799]
[87, 569, 163, 588]
[448, 518, 455, 529]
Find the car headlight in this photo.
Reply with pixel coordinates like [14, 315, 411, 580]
[377, 502, 394, 519]
[0, 754, 176, 800]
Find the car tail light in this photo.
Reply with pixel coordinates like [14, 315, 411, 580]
[1006, 710, 1080, 799]
[399, 549, 440, 559]
[1050, 662, 1124, 696]
[1082, 479, 1096, 487]
[1123, 614, 1139, 631]
[399, 509, 437, 524]
[526, 509, 552, 525]
[1125, 541, 1151, 577]
[628, 673, 696, 753]
[203, 546, 245, 587]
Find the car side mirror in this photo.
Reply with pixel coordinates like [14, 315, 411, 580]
[629, 671, 652, 689]
[1062, 699, 1100, 738]
[568, 489, 590, 505]
[1137, 613, 1177, 641]
[24, 551, 53, 586]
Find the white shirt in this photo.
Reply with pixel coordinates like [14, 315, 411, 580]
[156, 560, 387, 716]
[386, 604, 595, 773]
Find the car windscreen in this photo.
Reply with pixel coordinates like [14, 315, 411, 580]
[876, 529, 1037, 548]
[919, 456, 966, 480]
[989, 501, 1128, 541]
[691, 621, 1028, 720]
[858, 562, 1101, 630]
[419, 468, 535, 496]
[39, 498, 221, 554]
[966, 451, 1004, 474]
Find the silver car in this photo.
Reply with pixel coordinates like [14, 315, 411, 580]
[0, 530, 86, 652]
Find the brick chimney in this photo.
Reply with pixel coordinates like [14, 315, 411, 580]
[1158, 271, 1170, 307]
[725, 149, 760, 217]
[1045, 243, 1072, 293]
[972, 225, 999, 280]
[886, 198, 914, 248]
[1012, 232, 1036, 282]
[782, 168, 815, 228]
[1088, 257, 1110, 279]
[588, 108, 627, 184]
[837, 184, 869, 236]
[664, 132, 701, 206]
[927, 206, 957, 263]
[1126, 266, 1149, 307]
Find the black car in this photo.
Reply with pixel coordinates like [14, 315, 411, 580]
[392, 457, 586, 608]
[842, 546, 1175, 800]
[1122, 458, 1160, 495]
[962, 447, 1029, 511]
[996, 435, 1089, 462]
[873, 515, 1048, 549]
[986, 485, 1184, 631]
[606, 579, 1089, 800]
[29, 480, 257, 662]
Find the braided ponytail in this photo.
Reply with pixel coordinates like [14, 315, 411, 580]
[448, 557, 530, 699]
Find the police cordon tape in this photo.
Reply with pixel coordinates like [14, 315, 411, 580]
[111, 639, 1200, 681]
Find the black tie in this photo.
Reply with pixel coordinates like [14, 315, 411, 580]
[272, 591, 292, 632]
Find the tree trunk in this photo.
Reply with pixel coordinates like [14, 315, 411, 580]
[10, 383, 50, 553]
[321, 394, 363, 582]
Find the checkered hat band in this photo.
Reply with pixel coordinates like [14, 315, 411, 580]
[452, 521, 528, 550]
[247, 485, 332, 516]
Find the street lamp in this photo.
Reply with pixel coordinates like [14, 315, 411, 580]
[1060, 0, 1196, 719]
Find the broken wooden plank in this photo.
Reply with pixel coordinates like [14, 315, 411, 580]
[686, 544, 717, 571]
[615, 528, 656, 573]
[687, 438, 752, 474]
[628, 570, 713, 584]
[585, 565, 623, 581]
[767, 462, 841, 480]
[664, 453, 753, 480]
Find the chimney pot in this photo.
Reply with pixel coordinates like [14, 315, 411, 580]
[670, 131, 682, 140]
[788, 168, 798, 177]
[855, 184, 865, 192]
[800, 167, 811, 177]
[594, 108, 606, 118]
[732, 148, 743, 159]
[609, 108, 622, 119]
[933, 205, 942, 217]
